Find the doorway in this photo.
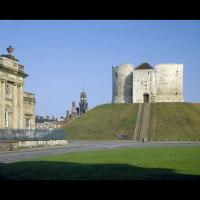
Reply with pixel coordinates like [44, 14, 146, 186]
[143, 93, 149, 103]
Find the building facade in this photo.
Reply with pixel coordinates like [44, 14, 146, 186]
[35, 116, 61, 130]
[112, 63, 184, 103]
[0, 46, 36, 130]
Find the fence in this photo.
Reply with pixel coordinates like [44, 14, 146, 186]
[149, 137, 199, 143]
[0, 129, 66, 141]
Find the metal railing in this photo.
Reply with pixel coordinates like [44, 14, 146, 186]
[0, 129, 66, 141]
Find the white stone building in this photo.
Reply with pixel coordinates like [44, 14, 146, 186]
[112, 63, 184, 103]
[0, 46, 36, 130]
[35, 116, 61, 130]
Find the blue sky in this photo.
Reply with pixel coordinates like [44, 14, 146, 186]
[0, 20, 200, 117]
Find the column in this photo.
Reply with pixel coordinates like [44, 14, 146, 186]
[18, 83, 24, 129]
[17, 83, 20, 129]
[0, 80, 1, 128]
[1, 80, 5, 128]
[12, 82, 18, 129]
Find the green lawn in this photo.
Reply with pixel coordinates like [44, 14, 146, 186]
[0, 146, 200, 180]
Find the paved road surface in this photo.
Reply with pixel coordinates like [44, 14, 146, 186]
[0, 141, 200, 164]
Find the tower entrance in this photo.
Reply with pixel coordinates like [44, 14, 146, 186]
[143, 93, 149, 103]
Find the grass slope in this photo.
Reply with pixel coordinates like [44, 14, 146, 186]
[64, 104, 139, 140]
[0, 146, 200, 180]
[63, 102, 200, 141]
[149, 103, 200, 140]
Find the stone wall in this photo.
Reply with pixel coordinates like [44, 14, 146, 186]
[24, 92, 36, 130]
[112, 64, 133, 103]
[112, 63, 184, 103]
[155, 64, 184, 102]
[133, 69, 156, 103]
[0, 140, 68, 151]
[0, 47, 36, 129]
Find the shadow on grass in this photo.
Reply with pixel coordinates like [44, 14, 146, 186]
[0, 161, 200, 180]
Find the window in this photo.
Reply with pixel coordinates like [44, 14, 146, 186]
[26, 119, 31, 130]
[143, 81, 147, 86]
[5, 84, 11, 95]
[5, 109, 9, 128]
[115, 72, 118, 79]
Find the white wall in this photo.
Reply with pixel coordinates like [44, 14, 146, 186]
[155, 64, 184, 102]
[112, 64, 133, 103]
[112, 63, 184, 104]
[133, 69, 155, 103]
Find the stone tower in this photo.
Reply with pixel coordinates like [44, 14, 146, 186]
[71, 101, 77, 118]
[132, 63, 156, 103]
[65, 110, 70, 118]
[112, 62, 184, 103]
[79, 90, 88, 115]
[112, 64, 133, 103]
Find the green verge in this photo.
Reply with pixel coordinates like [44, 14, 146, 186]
[0, 146, 200, 180]
[63, 103, 139, 140]
[149, 103, 200, 141]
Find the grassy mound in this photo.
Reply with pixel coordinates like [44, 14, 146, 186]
[63, 103, 139, 140]
[149, 103, 200, 140]
[63, 102, 200, 141]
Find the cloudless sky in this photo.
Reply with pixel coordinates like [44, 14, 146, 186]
[0, 20, 200, 117]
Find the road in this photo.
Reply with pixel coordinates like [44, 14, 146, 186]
[0, 141, 200, 164]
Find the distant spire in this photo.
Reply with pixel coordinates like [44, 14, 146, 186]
[79, 89, 88, 115]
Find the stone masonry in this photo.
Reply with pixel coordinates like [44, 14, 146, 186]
[112, 63, 184, 103]
[0, 46, 36, 130]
